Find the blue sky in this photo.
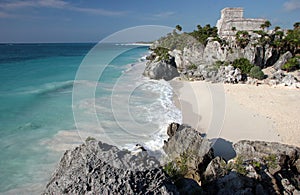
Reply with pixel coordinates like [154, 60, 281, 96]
[0, 0, 299, 43]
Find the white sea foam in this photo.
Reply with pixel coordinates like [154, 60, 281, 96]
[47, 53, 181, 160]
[71, 62, 182, 158]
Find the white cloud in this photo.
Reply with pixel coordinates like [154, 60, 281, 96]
[283, 0, 300, 11]
[71, 7, 127, 16]
[153, 12, 175, 18]
[0, 0, 126, 16]
[37, 0, 69, 8]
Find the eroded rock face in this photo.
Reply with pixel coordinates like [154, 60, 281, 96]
[163, 123, 214, 182]
[233, 140, 300, 194]
[143, 58, 179, 81]
[162, 125, 300, 194]
[44, 141, 178, 194]
[181, 64, 242, 83]
[273, 51, 293, 70]
[203, 157, 227, 183]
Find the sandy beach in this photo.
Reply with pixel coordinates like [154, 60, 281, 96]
[171, 80, 300, 147]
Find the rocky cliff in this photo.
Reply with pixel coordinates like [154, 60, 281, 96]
[144, 32, 300, 87]
[45, 123, 300, 194]
[43, 141, 178, 194]
[162, 123, 300, 194]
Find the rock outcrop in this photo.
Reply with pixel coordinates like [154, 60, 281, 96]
[44, 141, 178, 194]
[181, 64, 242, 83]
[261, 68, 300, 88]
[162, 123, 300, 194]
[143, 57, 179, 81]
[273, 51, 293, 70]
[163, 124, 214, 182]
[44, 124, 300, 194]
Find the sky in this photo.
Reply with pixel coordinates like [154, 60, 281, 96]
[0, 0, 299, 43]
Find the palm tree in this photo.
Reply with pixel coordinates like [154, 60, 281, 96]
[274, 26, 281, 32]
[294, 22, 300, 29]
[175, 25, 182, 32]
[260, 20, 271, 31]
[197, 24, 202, 31]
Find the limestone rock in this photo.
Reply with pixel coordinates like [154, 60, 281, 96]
[203, 40, 226, 65]
[216, 65, 242, 83]
[143, 58, 179, 81]
[233, 140, 300, 190]
[44, 141, 178, 194]
[233, 140, 300, 165]
[203, 157, 227, 183]
[168, 49, 183, 70]
[182, 43, 205, 68]
[168, 43, 205, 70]
[282, 74, 298, 86]
[163, 123, 214, 181]
[167, 122, 180, 137]
[273, 51, 293, 70]
[295, 159, 300, 173]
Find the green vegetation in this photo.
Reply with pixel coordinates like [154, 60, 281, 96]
[285, 25, 300, 55]
[175, 24, 182, 32]
[233, 156, 248, 175]
[274, 26, 281, 31]
[252, 161, 262, 169]
[152, 47, 170, 61]
[154, 21, 300, 72]
[85, 136, 96, 142]
[260, 20, 272, 30]
[232, 58, 254, 74]
[262, 22, 300, 56]
[236, 31, 250, 48]
[249, 66, 265, 80]
[163, 151, 191, 180]
[263, 154, 277, 169]
[281, 56, 300, 72]
[188, 63, 198, 70]
[155, 33, 197, 51]
[214, 60, 230, 68]
[164, 161, 180, 179]
[189, 24, 219, 45]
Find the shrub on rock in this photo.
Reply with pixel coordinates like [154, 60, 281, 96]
[281, 57, 300, 72]
[249, 66, 265, 80]
[232, 58, 254, 74]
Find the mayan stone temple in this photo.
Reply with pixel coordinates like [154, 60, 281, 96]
[216, 7, 266, 38]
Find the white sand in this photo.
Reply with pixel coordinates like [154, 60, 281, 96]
[171, 80, 300, 147]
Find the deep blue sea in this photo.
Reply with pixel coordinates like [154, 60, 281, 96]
[0, 43, 181, 194]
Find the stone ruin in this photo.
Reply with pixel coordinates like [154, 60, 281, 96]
[216, 7, 266, 38]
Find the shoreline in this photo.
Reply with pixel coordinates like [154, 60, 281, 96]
[170, 79, 300, 147]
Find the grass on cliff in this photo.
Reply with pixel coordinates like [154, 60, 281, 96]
[163, 151, 191, 180]
[152, 47, 170, 61]
[232, 58, 254, 75]
[281, 56, 300, 72]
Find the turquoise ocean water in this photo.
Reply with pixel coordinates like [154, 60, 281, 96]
[0, 43, 181, 193]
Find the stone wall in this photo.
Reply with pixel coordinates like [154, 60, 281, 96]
[217, 8, 266, 38]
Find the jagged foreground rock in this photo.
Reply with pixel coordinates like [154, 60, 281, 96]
[43, 141, 178, 194]
[163, 123, 214, 182]
[163, 123, 300, 194]
[44, 123, 300, 194]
